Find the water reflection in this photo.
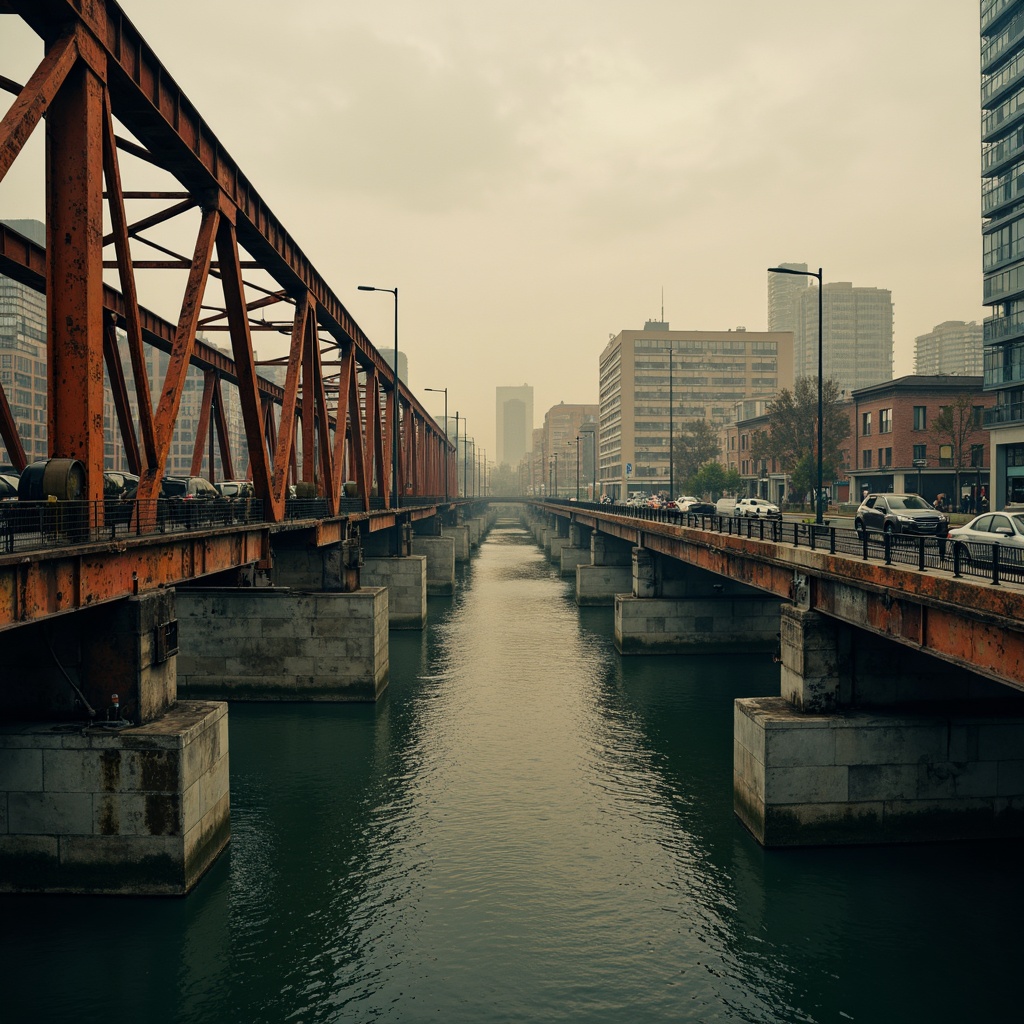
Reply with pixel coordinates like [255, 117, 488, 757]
[5, 519, 1024, 1023]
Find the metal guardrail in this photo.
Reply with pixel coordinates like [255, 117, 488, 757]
[0, 493, 460, 554]
[547, 499, 1024, 588]
[0, 497, 269, 554]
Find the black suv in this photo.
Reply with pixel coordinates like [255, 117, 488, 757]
[855, 493, 949, 538]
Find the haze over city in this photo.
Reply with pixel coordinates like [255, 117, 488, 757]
[0, 0, 983, 456]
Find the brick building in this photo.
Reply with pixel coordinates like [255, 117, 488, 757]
[845, 376, 993, 509]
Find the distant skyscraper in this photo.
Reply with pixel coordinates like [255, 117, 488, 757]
[496, 384, 533, 466]
[767, 262, 810, 332]
[914, 321, 983, 376]
[792, 282, 893, 396]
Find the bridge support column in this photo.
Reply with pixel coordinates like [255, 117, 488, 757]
[466, 518, 482, 549]
[442, 524, 471, 562]
[175, 588, 389, 701]
[614, 550, 781, 654]
[362, 557, 427, 629]
[559, 523, 592, 576]
[411, 535, 456, 595]
[0, 591, 230, 895]
[735, 606, 1024, 846]
[575, 531, 633, 606]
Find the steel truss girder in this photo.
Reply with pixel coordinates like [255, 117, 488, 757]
[0, 0, 454, 520]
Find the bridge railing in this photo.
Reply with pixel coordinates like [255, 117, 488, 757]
[0, 498, 268, 554]
[551, 500, 1024, 588]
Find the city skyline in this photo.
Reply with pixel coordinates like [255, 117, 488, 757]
[0, 1, 983, 459]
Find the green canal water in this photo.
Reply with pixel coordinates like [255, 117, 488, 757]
[4, 518, 1024, 1022]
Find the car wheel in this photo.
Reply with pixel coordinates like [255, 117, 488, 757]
[883, 523, 895, 536]
[955, 542, 972, 567]
[854, 519, 866, 538]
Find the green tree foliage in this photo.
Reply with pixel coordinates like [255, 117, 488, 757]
[489, 462, 520, 496]
[685, 462, 742, 500]
[672, 419, 721, 484]
[750, 377, 850, 483]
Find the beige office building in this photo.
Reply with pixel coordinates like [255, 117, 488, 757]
[598, 321, 793, 500]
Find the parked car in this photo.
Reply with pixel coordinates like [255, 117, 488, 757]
[0, 473, 18, 500]
[735, 497, 781, 519]
[715, 497, 738, 516]
[947, 511, 1024, 565]
[159, 476, 229, 529]
[687, 500, 716, 515]
[855, 493, 948, 538]
[103, 471, 140, 529]
[676, 495, 699, 511]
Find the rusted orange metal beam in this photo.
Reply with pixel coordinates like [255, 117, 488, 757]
[3, 0, 455, 510]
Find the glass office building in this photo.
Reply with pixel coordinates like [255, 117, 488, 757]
[982, 0, 1024, 504]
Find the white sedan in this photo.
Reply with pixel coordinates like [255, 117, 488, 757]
[734, 497, 781, 519]
[947, 511, 1024, 562]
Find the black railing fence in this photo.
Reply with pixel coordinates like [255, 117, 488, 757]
[543, 499, 1024, 588]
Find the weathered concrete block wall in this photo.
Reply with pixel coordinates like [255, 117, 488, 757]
[560, 546, 591, 576]
[0, 700, 229, 895]
[362, 556, 427, 628]
[615, 594, 780, 654]
[272, 540, 338, 589]
[442, 525, 471, 562]
[576, 564, 632, 607]
[735, 696, 1024, 846]
[466, 519, 481, 548]
[548, 536, 571, 566]
[411, 535, 456, 596]
[592, 532, 633, 567]
[175, 588, 388, 701]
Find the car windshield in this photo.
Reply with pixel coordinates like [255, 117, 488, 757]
[886, 495, 932, 510]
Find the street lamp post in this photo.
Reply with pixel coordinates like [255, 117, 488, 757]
[552, 452, 559, 499]
[913, 457, 927, 497]
[424, 387, 448, 502]
[570, 437, 581, 500]
[768, 266, 824, 525]
[358, 285, 399, 509]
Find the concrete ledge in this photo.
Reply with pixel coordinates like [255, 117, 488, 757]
[615, 594, 780, 654]
[176, 588, 389, 701]
[734, 696, 1024, 846]
[0, 701, 229, 894]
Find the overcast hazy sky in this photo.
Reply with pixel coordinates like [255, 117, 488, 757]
[0, 1, 984, 459]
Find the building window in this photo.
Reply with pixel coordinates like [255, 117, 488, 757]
[913, 444, 927, 462]
[939, 444, 953, 468]
[913, 406, 927, 430]
[861, 411, 872, 436]
[862, 450, 872, 468]
[879, 408, 892, 434]
[971, 444, 985, 467]
[973, 405, 984, 427]
[884, 447, 892, 467]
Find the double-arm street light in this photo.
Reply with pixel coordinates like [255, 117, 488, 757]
[768, 265, 824, 525]
[357, 285, 399, 509]
[424, 386, 449, 502]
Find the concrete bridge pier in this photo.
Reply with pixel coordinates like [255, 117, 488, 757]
[175, 534, 389, 701]
[734, 604, 1024, 847]
[559, 522, 592, 576]
[362, 526, 428, 629]
[442, 523, 471, 563]
[411, 520, 456, 596]
[614, 548, 781, 654]
[547, 516, 571, 567]
[0, 591, 229, 895]
[576, 531, 633, 606]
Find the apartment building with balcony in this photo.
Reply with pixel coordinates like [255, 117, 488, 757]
[982, 0, 1024, 505]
